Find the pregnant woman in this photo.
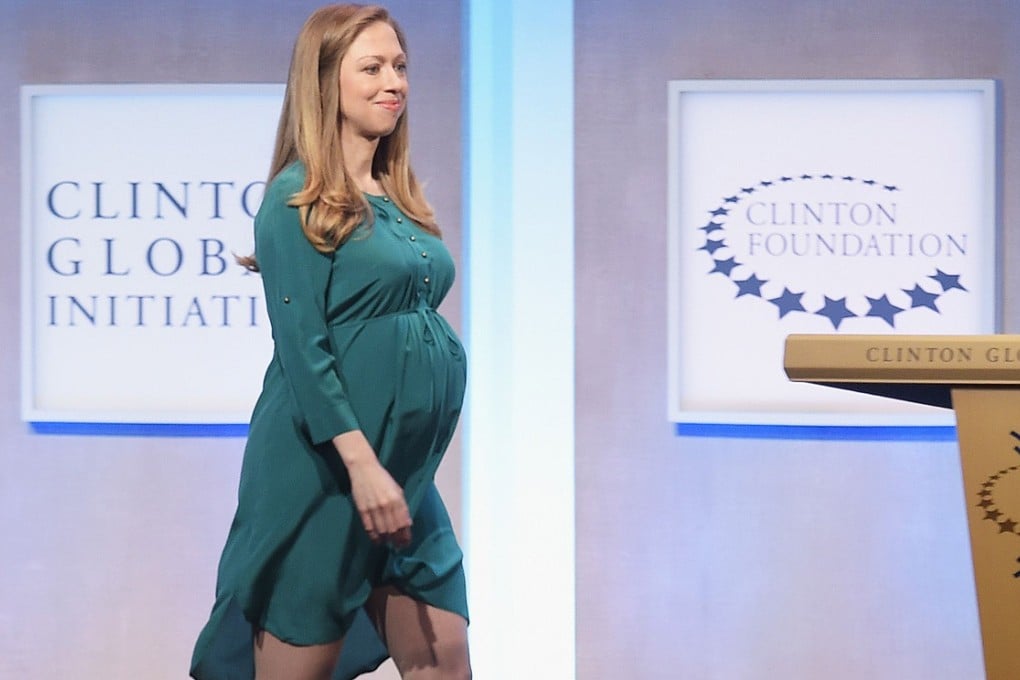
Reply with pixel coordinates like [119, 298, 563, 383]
[190, 5, 471, 679]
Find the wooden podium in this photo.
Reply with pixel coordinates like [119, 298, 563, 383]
[784, 334, 1020, 680]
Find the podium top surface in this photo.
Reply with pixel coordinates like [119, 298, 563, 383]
[784, 334, 1020, 386]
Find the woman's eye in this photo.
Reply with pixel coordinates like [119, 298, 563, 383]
[395, 63, 408, 73]
[364, 64, 380, 74]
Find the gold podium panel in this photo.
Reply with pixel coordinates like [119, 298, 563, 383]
[785, 334, 1020, 680]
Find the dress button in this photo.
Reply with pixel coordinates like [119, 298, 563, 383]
[424, 276, 430, 284]
[382, 196, 390, 202]
[283, 296, 290, 304]
[421, 251, 428, 258]
[396, 217, 403, 223]
[409, 235, 416, 241]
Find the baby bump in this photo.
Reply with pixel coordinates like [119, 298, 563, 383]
[329, 311, 466, 450]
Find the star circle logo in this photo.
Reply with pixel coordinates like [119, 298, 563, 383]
[696, 173, 969, 330]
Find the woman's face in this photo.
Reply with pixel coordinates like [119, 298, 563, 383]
[338, 21, 408, 141]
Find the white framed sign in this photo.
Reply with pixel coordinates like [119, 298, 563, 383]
[667, 79, 998, 425]
[21, 84, 284, 424]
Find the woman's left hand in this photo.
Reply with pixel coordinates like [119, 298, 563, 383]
[333, 430, 413, 548]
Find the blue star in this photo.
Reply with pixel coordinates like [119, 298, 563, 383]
[701, 221, 723, 234]
[780, 176, 793, 182]
[710, 207, 729, 217]
[863, 179, 876, 185]
[821, 173, 833, 179]
[816, 296, 856, 329]
[800, 174, 813, 180]
[734, 273, 767, 298]
[930, 269, 967, 292]
[724, 195, 740, 203]
[903, 284, 940, 312]
[769, 287, 805, 318]
[740, 187, 756, 194]
[884, 185, 899, 191]
[760, 180, 773, 187]
[710, 257, 739, 276]
[865, 294, 904, 327]
[699, 238, 726, 255]
[842, 175, 855, 181]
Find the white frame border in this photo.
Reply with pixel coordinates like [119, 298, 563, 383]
[666, 78, 1000, 427]
[20, 83, 284, 424]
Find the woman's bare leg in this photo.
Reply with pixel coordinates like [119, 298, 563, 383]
[366, 585, 471, 680]
[253, 628, 343, 680]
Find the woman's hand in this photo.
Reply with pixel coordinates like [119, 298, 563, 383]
[333, 431, 412, 548]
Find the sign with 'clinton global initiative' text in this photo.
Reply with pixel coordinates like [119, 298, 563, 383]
[667, 80, 998, 425]
[21, 85, 284, 424]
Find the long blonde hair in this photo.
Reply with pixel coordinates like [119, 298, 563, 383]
[244, 4, 438, 269]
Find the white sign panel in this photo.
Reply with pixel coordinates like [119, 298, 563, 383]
[21, 84, 284, 423]
[667, 79, 998, 425]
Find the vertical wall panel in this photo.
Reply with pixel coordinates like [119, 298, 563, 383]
[464, 0, 575, 677]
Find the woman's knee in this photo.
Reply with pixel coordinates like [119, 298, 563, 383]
[253, 629, 343, 680]
[394, 635, 471, 680]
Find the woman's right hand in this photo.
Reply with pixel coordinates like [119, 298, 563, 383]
[333, 431, 413, 548]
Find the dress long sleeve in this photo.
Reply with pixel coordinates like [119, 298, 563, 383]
[254, 171, 360, 444]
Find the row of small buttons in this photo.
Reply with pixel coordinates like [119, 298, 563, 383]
[376, 195, 431, 288]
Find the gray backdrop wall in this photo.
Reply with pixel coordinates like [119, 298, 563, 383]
[3, 1, 1020, 679]
[575, 1, 1018, 678]
[0, 2, 460, 679]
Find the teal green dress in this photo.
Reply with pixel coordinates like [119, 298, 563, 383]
[190, 162, 468, 680]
